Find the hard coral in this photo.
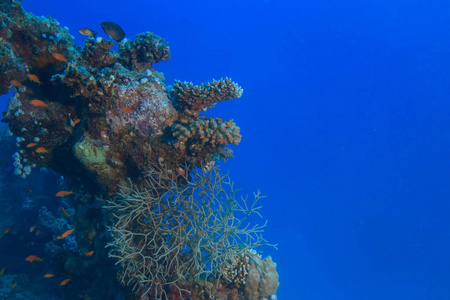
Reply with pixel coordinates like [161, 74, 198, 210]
[172, 117, 241, 156]
[119, 32, 170, 72]
[170, 78, 243, 115]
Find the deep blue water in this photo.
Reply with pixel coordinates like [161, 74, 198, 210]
[2, 0, 450, 299]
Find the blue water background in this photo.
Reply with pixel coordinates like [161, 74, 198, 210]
[2, 0, 450, 299]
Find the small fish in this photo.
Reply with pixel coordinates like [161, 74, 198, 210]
[52, 53, 68, 62]
[121, 107, 133, 113]
[3, 228, 11, 234]
[10, 80, 23, 88]
[28, 74, 42, 85]
[93, 145, 97, 157]
[36, 147, 50, 153]
[101, 21, 125, 42]
[29, 226, 35, 233]
[84, 250, 94, 256]
[30, 99, 49, 108]
[57, 228, 74, 240]
[26, 142, 37, 148]
[26, 189, 32, 193]
[60, 278, 71, 286]
[43, 274, 54, 278]
[61, 207, 71, 217]
[11, 281, 17, 289]
[25, 255, 44, 263]
[55, 191, 74, 197]
[79, 27, 97, 38]
[51, 248, 56, 253]
[73, 118, 81, 124]
[0, 267, 5, 275]
[35, 229, 41, 236]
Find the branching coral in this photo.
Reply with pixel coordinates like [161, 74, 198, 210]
[171, 117, 241, 156]
[106, 165, 271, 299]
[170, 78, 243, 115]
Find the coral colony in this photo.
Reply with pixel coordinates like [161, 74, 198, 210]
[0, 1, 279, 299]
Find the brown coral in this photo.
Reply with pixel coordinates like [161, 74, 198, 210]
[171, 117, 241, 156]
[118, 32, 170, 72]
[170, 78, 243, 115]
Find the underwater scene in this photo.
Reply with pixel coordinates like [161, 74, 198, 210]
[1, 0, 450, 299]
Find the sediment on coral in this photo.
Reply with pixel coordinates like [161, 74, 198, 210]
[106, 164, 275, 299]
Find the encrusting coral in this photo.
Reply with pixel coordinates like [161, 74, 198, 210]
[0, 0, 279, 299]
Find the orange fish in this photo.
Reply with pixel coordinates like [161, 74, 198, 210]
[26, 189, 32, 193]
[73, 118, 81, 124]
[3, 228, 11, 234]
[29, 226, 35, 233]
[84, 250, 94, 256]
[30, 99, 49, 108]
[28, 74, 42, 85]
[79, 27, 97, 38]
[43, 274, 54, 278]
[10, 80, 23, 88]
[51, 248, 56, 253]
[60, 278, 71, 286]
[0, 267, 4, 275]
[55, 191, 74, 197]
[121, 107, 133, 113]
[52, 53, 68, 62]
[93, 145, 97, 157]
[26, 143, 37, 148]
[11, 281, 17, 289]
[36, 147, 50, 153]
[57, 228, 74, 240]
[35, 229, 41, 236]
[61, 207, 71, 217]
[25, 255, 44, 263]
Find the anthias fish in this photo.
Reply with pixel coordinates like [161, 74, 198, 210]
[43, 274, 54, 278]
[61, 207, 71, 217]
[36, 147, 50, 153]
[101, 21, 125, 42]
[27, 74, 42, 85]
[10, 80, 23, 88]
[57, 228, 74, 239]
[52, 53, 67, 62]
[60, 278, 71, 286]
[84, 250, 94, 256]
[30, 99, 48, 108]
[55, 191, 74, 197]
[25, 255, 43, 262]
[79, 27, 97, 38]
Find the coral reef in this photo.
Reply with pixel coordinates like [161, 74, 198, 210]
[0, 1, 279, 299]
[107, 165, 275, 299]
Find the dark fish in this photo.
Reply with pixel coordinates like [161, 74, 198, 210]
[101, 21, 125, 42]
[79, 27, 97, 38]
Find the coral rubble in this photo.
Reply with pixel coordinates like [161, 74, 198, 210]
[0, 1, 279, 299]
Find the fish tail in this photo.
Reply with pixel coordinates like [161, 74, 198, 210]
[94, 32, 98, 39]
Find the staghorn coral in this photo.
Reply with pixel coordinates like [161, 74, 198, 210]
[170, 78, 243, 115]
[106, 165, 271, 299]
